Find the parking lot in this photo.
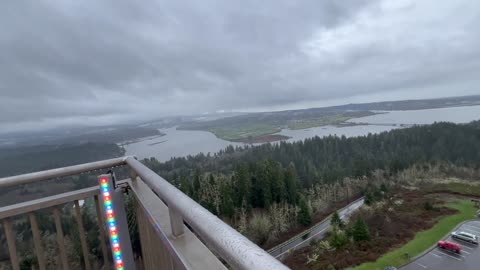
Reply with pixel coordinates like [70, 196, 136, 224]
[401, 220, 480, 270]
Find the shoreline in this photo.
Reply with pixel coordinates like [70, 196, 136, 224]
[230, 134, 291, 144]
[118, 133, 166, 146]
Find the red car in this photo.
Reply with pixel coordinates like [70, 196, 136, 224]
[437, 240, 461, 253]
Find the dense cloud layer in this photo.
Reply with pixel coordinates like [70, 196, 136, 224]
[1, 0, 479, 132]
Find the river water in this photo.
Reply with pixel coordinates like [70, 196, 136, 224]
[347, 105, 480, 125]
[124, 105, 480, 162]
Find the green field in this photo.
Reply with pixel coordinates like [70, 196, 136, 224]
[286, 115, 352, 130]
[206, 115, 360, 141]
[179, 110, 376, 141]
[208, 124, 281, 141]
[349, 198, 477, 270]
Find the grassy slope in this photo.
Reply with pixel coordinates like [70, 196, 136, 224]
[349, 199, 476, 270]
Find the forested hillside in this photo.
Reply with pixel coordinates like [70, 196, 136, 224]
[139, 121, 480, 246]
[150, 121, 480, 186]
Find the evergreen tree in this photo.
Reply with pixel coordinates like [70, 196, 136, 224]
[284, 162, 298, 205]
[364, 193, 374, 205]
[234, 165, 251, 206]
[330, 229, 349, 249]
[250, 174, 263, 208]
[269, 160, 286, 203]
[298, 196, 312, 226]
[221, 196, 235, 218]
[352, 218, 370, 242]
[259, 160, 272, 208]
[179, 176, 193, 197]
[192, 169, 201, 200]
[330, 210, 344, 229]
[380, 183, 388, 193]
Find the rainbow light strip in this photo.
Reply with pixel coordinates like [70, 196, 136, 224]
[99, 176, 124, 270]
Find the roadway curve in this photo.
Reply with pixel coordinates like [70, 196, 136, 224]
[400, 220, 480, 270]
[269, 198, 364, 260]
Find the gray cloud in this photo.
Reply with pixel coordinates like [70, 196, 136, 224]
[1, 0, 479, 132]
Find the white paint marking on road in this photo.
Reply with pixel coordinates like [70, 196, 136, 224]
[455, 243, 474, 250]
[436, 249, 466, 259]
[463, 225, 480, 233]
[275, 227, 329, 258]
[433, 251, 462, 261]
[445, 250, 465, 258]
[470, 221, 480, 227]
[430, 253, 442, 258]
[415, 262, 427, 268]
[465, 222, 480, 229]
[461, 250, 470, 255]
[460, 225, 480, 232]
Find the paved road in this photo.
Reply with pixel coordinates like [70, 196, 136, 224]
[269, 198, 364, 259]
[401, 220, 480, 270]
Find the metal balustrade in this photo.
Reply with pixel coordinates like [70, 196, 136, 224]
[0, 156, 289, 270]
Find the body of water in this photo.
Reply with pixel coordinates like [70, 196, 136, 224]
[278, 125, 397, 143]
[348, 105, 480, 125]
[124, 105, 480, 161]
[123, 127, 242, 161]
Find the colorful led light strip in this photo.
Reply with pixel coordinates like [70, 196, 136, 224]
[99, 177, 124, 270]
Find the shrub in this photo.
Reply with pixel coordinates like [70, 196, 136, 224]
[316, 240, 332, 252]
[352, 218, 370, 242]
[247, 213, 272, 245]
[331, 210, 345, 229]
[424, 201, 434, 211]
[330, 229, 349, 249]
[306, 253, 319, 265]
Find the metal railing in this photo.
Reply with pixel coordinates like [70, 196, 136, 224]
[0, 156, 289, 270]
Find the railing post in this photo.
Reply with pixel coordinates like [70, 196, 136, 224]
[98, 174, 135, 270]
[74, 200, 92, 270]
[130, 169, 138, 182]
[28, 213, 46, 270]
[94, 195, 111, 270]
[3, 218, 20, 270]
[52, 207, 69, 270]
[168, 207, 184, 237]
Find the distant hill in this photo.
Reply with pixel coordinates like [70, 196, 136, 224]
[0, 142, 125, 178]
[0, 125, 163, 148]
[322, 94, 480, 111]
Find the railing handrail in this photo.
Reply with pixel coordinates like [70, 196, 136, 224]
[0, 156, 289, 270]
[0, 156, 128, 189]
[0, 185, 99, 219]
[125, 156, 290, 270]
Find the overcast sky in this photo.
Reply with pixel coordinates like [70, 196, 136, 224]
[1, 0, 480, 132]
